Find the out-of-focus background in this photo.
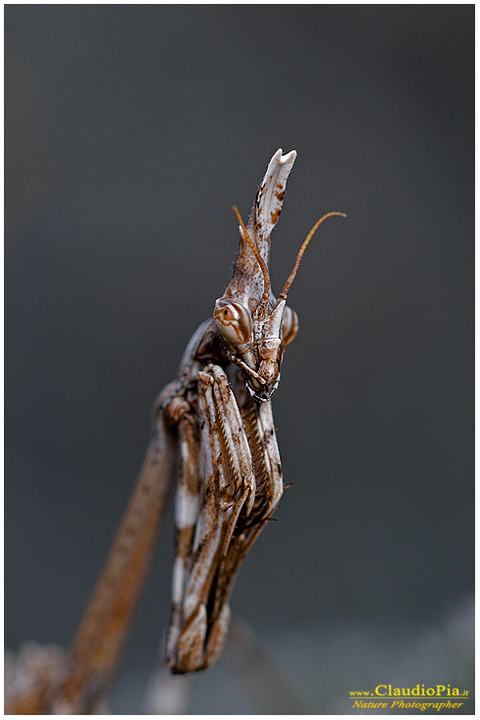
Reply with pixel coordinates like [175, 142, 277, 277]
[5, 5, 473, 714]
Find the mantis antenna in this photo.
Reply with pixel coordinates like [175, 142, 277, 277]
[232, 205, 271, 303]
[279, 212, 346, 301]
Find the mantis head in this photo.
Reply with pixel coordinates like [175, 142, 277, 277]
[214, 205, 345, 401]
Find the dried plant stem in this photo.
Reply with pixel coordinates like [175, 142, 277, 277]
[224, 614, 311, 714]
[144, 651, 193, 714]
[52, 399, 176, 713]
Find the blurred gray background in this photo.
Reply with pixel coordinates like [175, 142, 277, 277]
[5, 5, 473, 713]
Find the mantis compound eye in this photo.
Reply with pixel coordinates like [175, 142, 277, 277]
[214, 298, 253, 349]
[282, 305, 299, 347]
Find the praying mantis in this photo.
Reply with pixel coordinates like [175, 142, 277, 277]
[5, 149, 345, 713]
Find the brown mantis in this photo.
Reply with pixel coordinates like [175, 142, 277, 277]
[5, 149, 345, 713]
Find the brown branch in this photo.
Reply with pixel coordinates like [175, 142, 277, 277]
[50, 399, 177, 713]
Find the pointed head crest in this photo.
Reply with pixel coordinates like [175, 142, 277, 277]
[213, 150, 346, 401]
